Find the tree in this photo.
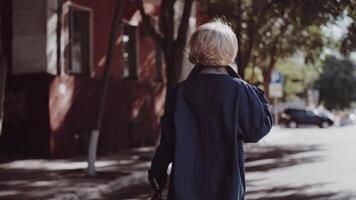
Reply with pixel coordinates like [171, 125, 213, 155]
[0, 50, 5, 136]
[87, 0, 125, 176]
[205, 0, 354, 96]
[0, 0, 8, 136]
[275, 58, 320, 101]
[250, 1, 354, 96]
[341, 0, 356, 55]
[136, 0, 193, 92]
[341, 21, 356, 55]
[315, 56, 356, 110]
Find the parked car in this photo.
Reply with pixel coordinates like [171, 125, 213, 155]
[280, 108, 334, 128]
[339, 113, 356, 126]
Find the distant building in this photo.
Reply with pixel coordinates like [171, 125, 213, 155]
[0, 0, 181, 157]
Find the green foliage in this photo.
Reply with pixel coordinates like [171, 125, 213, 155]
[275, 58, 320, 101]
[228, 0, 352, 65]
[244, 65, 263, 85]
[341, 1, 356, 54]
[244, 56, 321, 100]
[315, 56, 356, 110]
[341, 22, 356, 54]
[204, 0, 355, 97]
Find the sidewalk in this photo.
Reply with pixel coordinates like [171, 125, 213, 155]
[0, 147, 155, 200]
[4, 125, 353, 200]
[0, 144, 267, 200]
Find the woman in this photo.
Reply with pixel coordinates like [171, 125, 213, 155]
[148, 20, 272, 200]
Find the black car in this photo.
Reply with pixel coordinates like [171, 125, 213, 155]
[280, 108, 334, 128]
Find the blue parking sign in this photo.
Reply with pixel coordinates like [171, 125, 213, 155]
[270, 71, 283, 84]
[269, 71, 283, 98]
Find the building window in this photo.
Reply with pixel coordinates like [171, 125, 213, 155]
[66, 5, 92, 76]
[121, 22, 139, 79]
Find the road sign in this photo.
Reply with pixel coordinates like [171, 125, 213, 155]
[269, 71, 283, 98]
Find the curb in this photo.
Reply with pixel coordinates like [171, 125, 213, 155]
[48, 171, 148, 200]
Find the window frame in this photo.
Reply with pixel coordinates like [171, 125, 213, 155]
[62, 2, 94, 77]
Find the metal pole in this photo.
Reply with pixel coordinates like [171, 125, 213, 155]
[0, 0, 8, 136]
[0, 47, 6, 136]
[87, 0, 125, 176]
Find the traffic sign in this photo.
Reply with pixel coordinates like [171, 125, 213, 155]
[269, 71, 283, 98]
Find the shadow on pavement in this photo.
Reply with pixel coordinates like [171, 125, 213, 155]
[97, 182, 356, 200]
[245, 144, 323, 172]
[0, 147, 155, 199]
[0, 168, 128, 199]
[97, 183, 153, 200]
[246, 183, 356, 200]
[2, 144, 355, 200]
[94, 144, 356, 200]
[244, 144, 356, 200]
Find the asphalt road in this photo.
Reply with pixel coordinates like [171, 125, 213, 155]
[246, 124, 356, 200]
[98, 124, 356, 200]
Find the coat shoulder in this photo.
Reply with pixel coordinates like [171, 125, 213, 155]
[228, 77, 250, 89]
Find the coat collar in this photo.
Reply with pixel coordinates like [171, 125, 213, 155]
[188, 64, 241, 79]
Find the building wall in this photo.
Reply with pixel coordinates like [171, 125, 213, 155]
[49, 0, 165, 156]
[1, 0, 165, 157]
[49, 78, 164, 156]
[49, 1, 164, 156]
[0, 73, 53, 157]
[12, 0, 54, 75]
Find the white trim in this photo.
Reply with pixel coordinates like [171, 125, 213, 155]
[63, 1, 93, 12]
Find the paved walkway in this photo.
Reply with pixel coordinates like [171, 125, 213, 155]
[0, 147, 155, 200]
[0, 144, 265, 200]
[97, 126, 356, 200]
[2, 126, 356, 200]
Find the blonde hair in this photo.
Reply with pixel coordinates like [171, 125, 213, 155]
[188, 19, 238, 66]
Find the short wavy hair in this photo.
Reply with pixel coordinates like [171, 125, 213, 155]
[188, 19, 238, 66]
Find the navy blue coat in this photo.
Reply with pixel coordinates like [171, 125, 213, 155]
[149, 64, 272, 200]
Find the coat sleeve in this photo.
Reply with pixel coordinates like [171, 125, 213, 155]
[148, 87, 177, 190]
[237, 82, 272, 143]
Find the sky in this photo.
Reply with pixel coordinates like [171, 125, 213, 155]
[321, 13, 355, 61]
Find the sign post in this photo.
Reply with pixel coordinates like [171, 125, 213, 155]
[269, 71, 283, 125]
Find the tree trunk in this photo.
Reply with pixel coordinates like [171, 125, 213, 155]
[56, 0, 62, 75]
[262, 53, 278, 98]
[262, 70, 270, 98]
[260, 23, 286, 97]
[136, 0, 193, 95]
[165, 43, 185, 92]
[0, 0, 7, 136]
[235, 0, 244, 78]
[0, 55, 5, 136]
[87, 0, 125, 176]
[165, 0, 193, 93]
[165, 49, 176, 92]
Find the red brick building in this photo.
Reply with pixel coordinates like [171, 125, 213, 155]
[0, 0, 187, 157]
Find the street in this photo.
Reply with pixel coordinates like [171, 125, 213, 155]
[98, 125, 356, 200]
[245, 124, 356, 200]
